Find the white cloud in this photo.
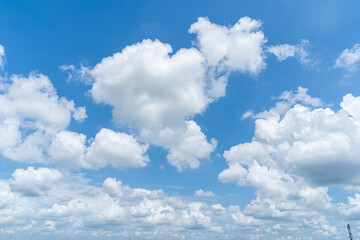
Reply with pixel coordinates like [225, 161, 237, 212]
[86, 128, 149, 168]
[0, 167, 343, 239]
[89, 39, 215, 170]
[340, 93, 360, 118]
[189, 17, 266, 99]
[9, 167, 62, 197]
[62, 17, 307, 171]
[0, 71, 147, 170]
[91, 39, 209, 130]
[0, 73, 87, 163]
[48, 130, 88, 168]
[218, 87, 360, 229]
[0, 44, 5, 70]
[48, 128, 150, 169]
[276, 86, 323, 107]
[267, 39, 310, 64]
[189, 17, 266, 74]
[220, 87, 360, 187]
[335, 43, 360, 74]
[195, 189, 215, 197]
[0, 169, 229, 239]
[85, 17, 273, 170]
[166, 121, 217, 171]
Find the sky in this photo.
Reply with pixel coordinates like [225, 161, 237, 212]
[2, 0, 360, 239]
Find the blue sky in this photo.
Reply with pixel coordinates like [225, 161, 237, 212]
[1, 0, 360, 239]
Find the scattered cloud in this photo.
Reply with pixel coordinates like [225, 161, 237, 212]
[195, 189, 216, 197]
[0, 167, 345, 239]
[0, 169, 228, 239]
[267, 39, 311, 64]
[335, 43, 360, 75]
[76, 17, 274, 170]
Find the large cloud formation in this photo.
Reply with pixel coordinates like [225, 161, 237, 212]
[64, 17, 270, 171]
[0, 73, 149, 169]
[0, 167, 343, 240]
[219, 87, 360, 233]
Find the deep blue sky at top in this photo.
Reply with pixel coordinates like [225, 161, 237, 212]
[1, 0, 360, 207]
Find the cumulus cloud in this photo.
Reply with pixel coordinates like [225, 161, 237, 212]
[0, 44, 5, 70]
[189, 17, 266, 98]
[0, 69, 148, 169]
[90, 39, 208, 130]
[0, 167, 344, 239]
[9, 167, 62, 197]
[48, 130, 89, 168]
[75, 17, 273, 170]
[189, 17, 266, 74]
[60, 17, 310, 171]
[267, 39, 310, 64]
[335, 43, 360, 74]
[48, 129, 150, 169]
[220, 87, 360, 187]
[88, 39, 215, 170]
[0, 73, 87, 163]
[219, 87, 360, 229]
[86, 128, 149, 168]
[0, 169, 229, 239]
[195, 189, 215, 197]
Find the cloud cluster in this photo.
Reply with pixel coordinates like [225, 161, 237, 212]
[0, 167, 344, 240]
[62, 17, 272, 171]
[1, 17, 316, 172]
[0, 167, 228, 239]
[0, 73, 86, 163]
[0, 73, 149, 169]
[219, 87, 360, 231]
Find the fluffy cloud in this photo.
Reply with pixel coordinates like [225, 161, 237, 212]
[189, 17, 266, 98]
[0, 167, 344, 239]
[0, 168, 230, 239]
[9, 167, 62, 197]
[0, 73, 87, 163]
[218, 87, 360, 231]
[194, 189, 215, 197]
[57, 17, 311, 172]
[267, 39, 310, 64]
[91, 39, 209, 129]
[71, 17, 272, 170]
[0, 69, 148, 169]
[48, 129, 150, 169]
[88, 39, 216, 170]
[48, 130, 88, 168]
[165, 121, 217, 171]
[86, 128, 149, 168]
[220, 87, 360, 187]
[189, 17, 266, 74]
[0, 44, 5, 70]
[335, 43, 360, 74]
